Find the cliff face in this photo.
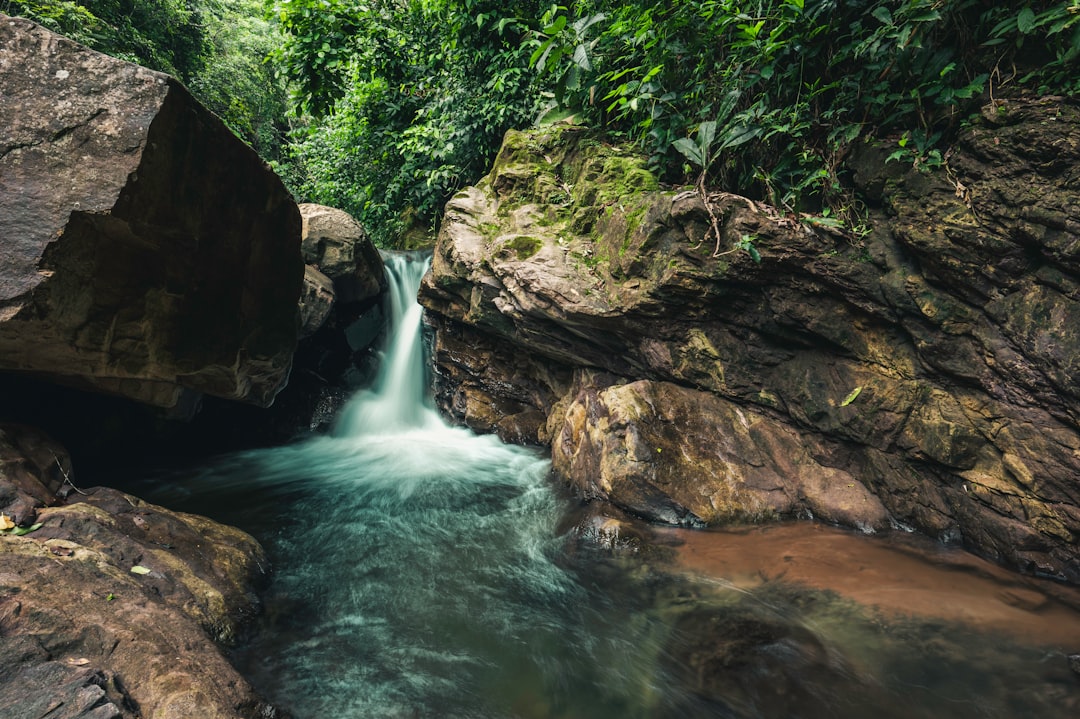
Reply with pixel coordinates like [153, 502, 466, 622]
[419, 97, 1080, 583]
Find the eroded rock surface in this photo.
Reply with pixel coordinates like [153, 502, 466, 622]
[420, 98, 1080, 582]
[0, 15, 302, 409]
[0, 425, 274, 718]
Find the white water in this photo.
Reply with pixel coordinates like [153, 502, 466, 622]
[137, 252, 1080, 719]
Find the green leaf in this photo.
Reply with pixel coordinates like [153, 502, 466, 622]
[840, 387, 863, 407]
[0, 522, 43, 536]
[1017, 7, 1036, 34]
[698, 120, 717, 156]
[571, 44, 591, 71]
[747, 244, 762, 263]
[871, 6, 892, 25]
[672, 137, 704, 167]
[538, 106, 578, 126]
[543, 16, 567, 35]
[130, 565, 152, 575]
[719, 125, 762, 150]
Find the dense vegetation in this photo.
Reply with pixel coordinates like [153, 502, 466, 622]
[6, 1, 1079, 245]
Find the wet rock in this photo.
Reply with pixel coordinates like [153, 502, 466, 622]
[1070, 653, 1080, 677]
[429, 319, 573, 444]
[552, 377, 890, 530]
[0, 426, 276, 718]
[420, 100, 1080, 581]
[0, 15, 303, 409]
[0, 424, 70, 526]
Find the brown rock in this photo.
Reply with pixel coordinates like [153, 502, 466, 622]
[551, 377, 890, 530]
[420, 102, 1080, 582]
[299, 203, 384, 304]
[0, 423, 70, 526]
[0, 427, 274, 718]
[0, 15, 302, 409]
[299, 264, 335, 337]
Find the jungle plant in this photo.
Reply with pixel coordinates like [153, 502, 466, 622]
[530, 1, 1080, 231]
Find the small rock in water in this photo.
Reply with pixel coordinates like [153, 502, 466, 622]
[1069, 653, 1080, 677]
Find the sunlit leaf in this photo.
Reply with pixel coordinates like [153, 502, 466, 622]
[130, 565, 152, 575]
[840, 387, 863, 407]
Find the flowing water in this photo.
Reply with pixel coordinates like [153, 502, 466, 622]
[136, 253, 1080, 718]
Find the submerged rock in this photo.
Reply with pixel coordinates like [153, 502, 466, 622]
[0, 15, 302, 409]
[420, 100, 1080, 582]
[0, 426, 275, 718]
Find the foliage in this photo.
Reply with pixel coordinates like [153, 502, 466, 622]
[273, 0, 549, 246]
[533, 0, 1080, 223]
[3, 0, 289, 159]
[3, 0, 207, 76]
[8, 0, 1078, 245]
[186, 0, 289, 159]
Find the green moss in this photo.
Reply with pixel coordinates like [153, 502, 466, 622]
[505, 235, 543, 260]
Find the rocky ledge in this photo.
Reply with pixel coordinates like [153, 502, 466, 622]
[419, 96, 1080, 583]
[0, 425, 274, 718]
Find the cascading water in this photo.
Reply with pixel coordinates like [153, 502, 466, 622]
[157, 252, 686, 718]
[138, 252, 1080, 719]
[333, 253, 441, 434]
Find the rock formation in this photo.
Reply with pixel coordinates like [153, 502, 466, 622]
[299, 203, 384, 307]
[0, 15, 303, 409]
[0, 425, 274, 718]
[420, 97, 1080, 583]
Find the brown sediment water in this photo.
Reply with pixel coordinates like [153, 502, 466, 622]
[656, 521, 1080, 648]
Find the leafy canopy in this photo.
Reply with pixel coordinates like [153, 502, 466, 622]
[533, 0, 1080, 219]
[275, 0, 1079, 245]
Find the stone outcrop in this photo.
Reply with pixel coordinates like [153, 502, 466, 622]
[299, 203, 384, 307]
[419, 97, 1080, 582]
[285, 204, 387, 431]
[0, 15, 303, 409]
[0, 425, 275, 718]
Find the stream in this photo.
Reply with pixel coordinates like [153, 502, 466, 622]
[133, 252, 1080, 718]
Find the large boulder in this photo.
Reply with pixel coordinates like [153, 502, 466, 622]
[0, 15, 303, 409]
[299, 203, 384, 306]
[0, 425, 275, 718]
[420, 98, 1080, 582]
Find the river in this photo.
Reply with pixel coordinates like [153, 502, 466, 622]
[133, 252, 1080, 718]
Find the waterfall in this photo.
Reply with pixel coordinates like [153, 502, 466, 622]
[333, 252, 441, 435]
[167, 252, 667, 718]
